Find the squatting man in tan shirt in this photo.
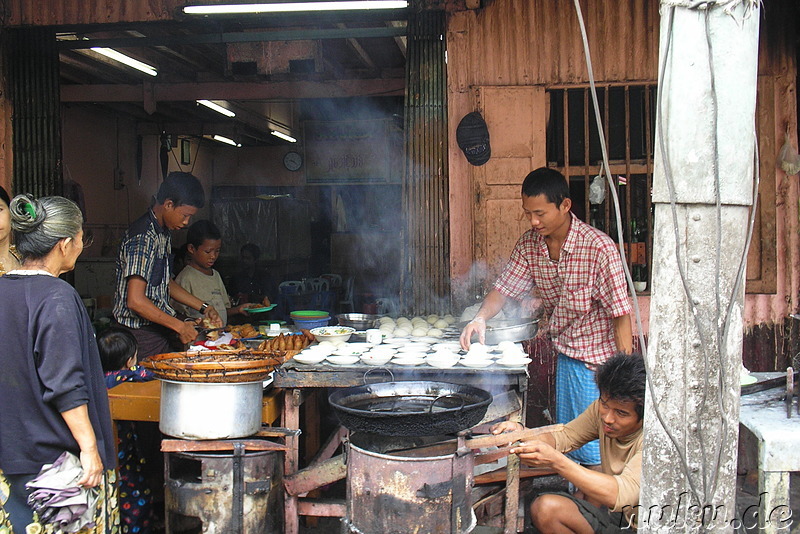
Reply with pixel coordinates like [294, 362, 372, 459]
[491, 353, 645, 533]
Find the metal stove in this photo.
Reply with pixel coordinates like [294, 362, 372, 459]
[343, 432, 476, 534]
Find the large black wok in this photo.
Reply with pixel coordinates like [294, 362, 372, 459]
[329, 381, 492, 436]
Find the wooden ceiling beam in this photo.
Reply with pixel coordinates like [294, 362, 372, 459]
[61, 78, 405, 102]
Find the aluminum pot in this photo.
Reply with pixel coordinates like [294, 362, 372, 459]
[457, 317, 540, 345]
[159, 379, 262, 440]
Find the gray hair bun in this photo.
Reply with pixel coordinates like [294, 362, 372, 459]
[9, 193, 46, 233]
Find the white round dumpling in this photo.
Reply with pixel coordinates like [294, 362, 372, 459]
[433, 319, 448, 329]
[379, 316, 395, 325]
[411, 327, 430, 337]
[427, 328, 443, 338]
[396, 317, 411, 325]
[426, 314, 439, 324]
[393, 328, 410, 337]
[443, 314, 456, 324]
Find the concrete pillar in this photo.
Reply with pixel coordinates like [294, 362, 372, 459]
[640, 2, 760, 532]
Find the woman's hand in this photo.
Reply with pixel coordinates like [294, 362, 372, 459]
[77, 447, 104, 488]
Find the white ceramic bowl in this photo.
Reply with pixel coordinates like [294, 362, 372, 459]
[293, 353, 327, 365]
[360, 353, 393, 366]
[392, 356, 425, 366]
[311, 326, 356, 344]
[326, 354, 360, 365]
[334, 345, 368, 357]
[425, 354, 460, 369]
[459, 357, 494, 369]
[466, 343, 490, 357]
[495, 356, 532, 368]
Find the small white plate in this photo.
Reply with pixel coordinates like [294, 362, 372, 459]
[326, 355, 360, 365]
[425, 355, 460, 369]
[361, 354, 393, 366]
[392, 356, 425, 366]
[334, 346, 367, 357]
[459, 358, 494, 369]
[293, 353, 327, 365]
[495, 356, 532, 368]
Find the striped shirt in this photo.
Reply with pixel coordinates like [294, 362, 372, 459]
[113, 210, 174, 329]
[494, 213, 631, 366]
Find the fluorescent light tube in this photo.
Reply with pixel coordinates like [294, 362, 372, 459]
[211, 135, 242, 147]
[184, 1, 407, 15]
[91, 47, 157, 77]
[197, 100, 236, 117]
[271, 130, 297, 143]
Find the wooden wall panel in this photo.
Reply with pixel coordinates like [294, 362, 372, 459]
[3, 0, 180, 25]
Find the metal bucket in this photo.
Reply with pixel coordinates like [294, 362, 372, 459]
[344, 433, 476, 534]
[159, 380, 262, 439]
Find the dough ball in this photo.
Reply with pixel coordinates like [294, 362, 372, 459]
[434, 319, 448, 329]
[428, 328, 444, 338]
[411, 327, 430, 337]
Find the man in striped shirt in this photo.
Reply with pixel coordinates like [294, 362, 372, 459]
[113, 172, 221, 359]
[461, 167, 632, 466]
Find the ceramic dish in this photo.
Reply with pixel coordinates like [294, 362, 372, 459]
[360, 353, 394, 366]
[432, 342, 462, 352]
[326, 355, 360, 366]
[311, 326, 356, 344]
[396, 344, 431, 353]
[495, 356, 532, 368]
[425, 354, 460, 369]
[391, 356, 425, 366]
[334, 345, 368, 357]
[293, 353, 327, 365]
[459, 357, 494, 369]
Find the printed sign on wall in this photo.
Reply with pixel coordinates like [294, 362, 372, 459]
[305, 119, 393, 183]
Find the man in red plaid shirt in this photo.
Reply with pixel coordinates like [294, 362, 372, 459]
[461, 167, 632, 466]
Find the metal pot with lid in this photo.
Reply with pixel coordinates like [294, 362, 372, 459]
[329, 380, 492, 437]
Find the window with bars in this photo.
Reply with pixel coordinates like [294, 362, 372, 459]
[546, 83, 657, 292]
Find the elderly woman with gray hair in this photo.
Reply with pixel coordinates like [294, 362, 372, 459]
[0, 194, 118, 533]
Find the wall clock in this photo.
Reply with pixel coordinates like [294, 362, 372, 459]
[283, 151, 303, 171]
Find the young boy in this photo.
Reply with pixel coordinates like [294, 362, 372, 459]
[174, 220, 261, 326]
[97, 327, 154, 534]
[113, 171, 221, 360]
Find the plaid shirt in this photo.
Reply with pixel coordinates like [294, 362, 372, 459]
[494, 213, 632, 366]
[113, 210, 175, 329]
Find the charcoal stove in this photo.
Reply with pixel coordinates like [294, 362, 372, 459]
[343, 432, 476, 534]
[164, 443, 282, 533]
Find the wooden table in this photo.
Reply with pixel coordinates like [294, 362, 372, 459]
[107, 380, 283, 425]
[273, 360, 529, 534]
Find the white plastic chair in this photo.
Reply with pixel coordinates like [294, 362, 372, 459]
[279, 280, 303, 294]
[304, 277, 330, 293]
[320, 273, 343, 288]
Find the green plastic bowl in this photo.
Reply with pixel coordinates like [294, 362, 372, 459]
[290, 310, 329, 319]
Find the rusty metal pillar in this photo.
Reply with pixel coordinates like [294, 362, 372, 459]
[6, 28, 62, 197]
[403, 5, 449, 315]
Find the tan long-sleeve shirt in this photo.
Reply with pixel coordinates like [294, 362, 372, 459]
[550, 399, 643, 526]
